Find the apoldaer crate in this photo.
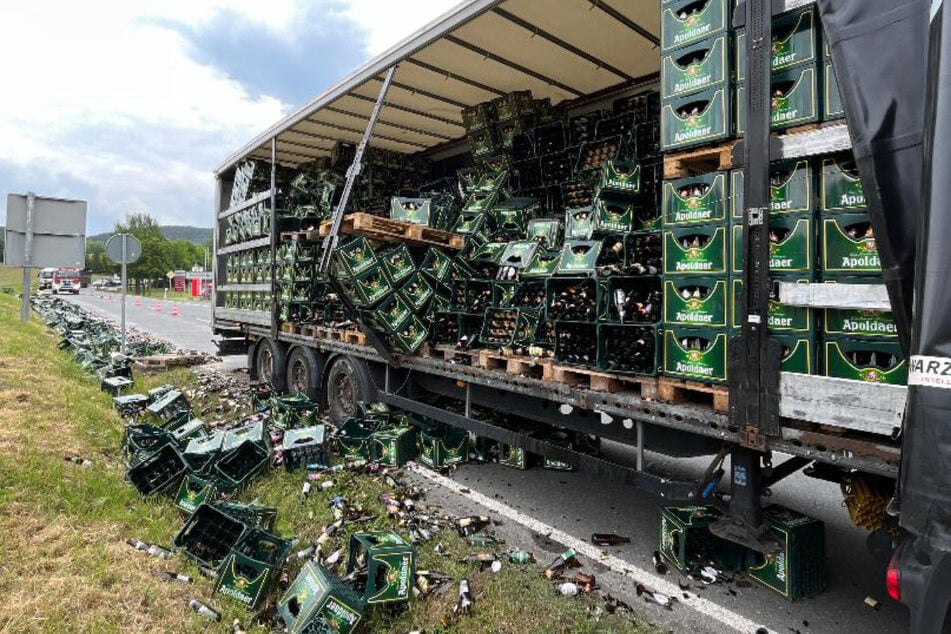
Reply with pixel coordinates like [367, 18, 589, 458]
[747, 505, 826, 600]
[821, 213, 881, 277]
[566, 206, 596, 240]
[216, 529, 292, 610]
[378, 244, 414, 286]
[335, 237, 378, 278]
[452, 212, 488, 236]
[732, 215, 814, 277]
[731, 160, 813, 220]
[418, 425, 468, 468]
[663, 171, 729, 226]
[390, 197, 432, 226]
[659, 505, 747, 573]
[596, 160, 641, 198]
[731, 278, 815, 333]
[664, 277, 728, 328]
[370, 292, 413, 334]
[346, 532, 416, 605]
[277, 562, 365, 634]
[737, 65, 820, 134]
[370, 425, 417, 467]
[664, 225, 729, 276]
[820, 157, 866, 212]
[127, 444, 189, 496]
[399, 273, 435, 313]
[557, 240, 603, 275]
[823, 338, 907, 385]
[735, 7, 819, 79]
[175, 474, 218, 515]
[339, 266, 393, 308]
[527, 218, 563, 248]
[661, 34, 731, 101]
[594, 198, 635, 233]
[824, 62, 845, 120]
[772, 334, 815, 375]
[522, 248, 561, 278]
[661, 0, 730, 52]
[824, 307, 898, 339]
[390, 316, 428, 355]
[661, 88, 733, 151]
[663, 327, 728, 383]
[281, 426, 327, 471]
[174, 503, 249, 568]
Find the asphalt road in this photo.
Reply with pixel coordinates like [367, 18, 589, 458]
[59, 288, 924, 633]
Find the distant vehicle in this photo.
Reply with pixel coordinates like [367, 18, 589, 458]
[51, 268, 81, 294]
[38, 268, 56, 291]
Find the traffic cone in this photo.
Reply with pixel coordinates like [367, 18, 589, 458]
[154, 301, 162, 312]
[171, 304, 180, 317]
[134, 296, 142, 308]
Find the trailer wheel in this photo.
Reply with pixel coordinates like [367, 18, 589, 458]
[255, 338, 288, 393]
[286, 347, 322, 402]
[324, 355, 372, 424]
[247, 341, 260, 382]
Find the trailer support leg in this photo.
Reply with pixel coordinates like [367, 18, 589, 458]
[711, 447, 782, 554]
[636, 420, 644, 472]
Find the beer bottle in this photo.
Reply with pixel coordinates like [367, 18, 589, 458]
[508, 550, 535, 564]
[574, 572, 596, 592]
[147, 544, 173, 559]
[454, 579, 473, 615]
[591, 533, 631, 546]
[157, 571, 192, 584]
[187, 599, 221, 622]
[231, 619, 247, 634]
[559, 582, 579, 596]
[544, 548, 577, 579]
[299, 481, 312, 506]
[455, 515, 491, 537]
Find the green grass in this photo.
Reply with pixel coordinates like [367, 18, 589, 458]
[0, 290, 658, 633]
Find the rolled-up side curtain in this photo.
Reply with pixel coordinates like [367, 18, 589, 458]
[816, 0, 929, 355]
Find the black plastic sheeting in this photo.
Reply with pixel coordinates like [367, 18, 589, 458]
[899, 0, 951, 549]
[817, 0, 929, 356]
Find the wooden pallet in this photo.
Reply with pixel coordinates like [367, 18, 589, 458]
[478, 351, 552, 380]
[663, 140, 738, 179]
[342, 329, 367, 345]
[318, 213, 464, 250]
[134, 353, 207, 370]
[542, 363, 658, 396]
[426, 344, 481, 365]
[657, 377, 729, 413]
[280, 322, 300, 335]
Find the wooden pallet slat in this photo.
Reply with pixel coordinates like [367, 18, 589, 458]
[663, 140, 737, 179]
[657, 377, 729, 413]
[317, 213, 464, 249]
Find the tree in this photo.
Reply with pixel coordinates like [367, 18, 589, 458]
[114, 213, 171, 292]
[85, 241, 114, 275]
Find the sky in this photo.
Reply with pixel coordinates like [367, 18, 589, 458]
[0, 0, 459, 235]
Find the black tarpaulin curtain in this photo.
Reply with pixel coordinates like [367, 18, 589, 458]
[816, 0, 928, 356]
[898, 0, 951, 548]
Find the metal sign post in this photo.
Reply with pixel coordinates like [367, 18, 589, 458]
[20, 193, 35, 322]
[106, 234, 142, 355]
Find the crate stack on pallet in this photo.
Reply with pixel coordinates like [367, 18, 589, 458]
[659, 0, 734, 385]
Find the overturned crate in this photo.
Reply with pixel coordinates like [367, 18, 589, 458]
[277, 561, 366, 634]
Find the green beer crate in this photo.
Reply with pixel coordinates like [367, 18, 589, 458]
[566, 206, 596, 240]
[378, 244, 414, 286]
[370, 425, 418, 467]
[169, 419, 207, 447]
[222, 420, 266, 453]
[556, 240, 603, 275]
[339, 266, 393, 308]
[346, 532, 416, 605]
[175, 474, 218, 515]
[522, 247, 561, 278]
[527, 218, 564, 248]
[462, 190, 500, 214]
[419, 248, 453, 284]
[772, 334, 815, 375]
[664, 276, 729, 328]
[737, 64, 821, 134]
[492, 280, 518, 308]
[824, 307, 898, 339]
[182, 433, 224, 472]
[593, 198, 635, 233]
[335, 237, 378, 278]
[659, 505, 747, 573]
[369, 292, 413, 334]
[499, 240, 540, 272]
[214, 501, 277, 533]
[824, 62, 845, 121]
[823, 338, 907, 385]
[215, 529, 292, 610]
[390, 197, 432, 226]
[336, 418, 380, 462]
[820, 156, 866, 212]
[598, 276, 662, 323]
[452, 211, 488, 237]
[820, 212, 881, 277]
[598, 324, 662, 375]
[661, 33, 731, 101]
[213, 441, 270, 492]
[127, 444, 189, 497]
[596, 160, 641, 199]
[399, 272, 435, 313]
[174, 503, 249, 568]
[277, 561, 365, 634]
[492, 198, 540, 235]
[664, 225, 729, 276]
[281, 426, 327, 471]
[731, 278, 815, 333]
[418, 425, 469, 468]
[663, 327, 729, 383]
[731, 214, 815, 277]
[500, 444, 531, 469]
[146, 389, 193, 427]
[735, 7, 819, 79]
[747, 505, 826, 600]
[390, 316, 429, 355]
[661, 0, 730, 52]
[663, 171, 729, 226]
[661, 88, 733, 151]
[482, 307, 541, 347]
[731, 159, 813, 220]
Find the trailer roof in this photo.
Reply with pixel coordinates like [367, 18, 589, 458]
[216, 0, 660, 174]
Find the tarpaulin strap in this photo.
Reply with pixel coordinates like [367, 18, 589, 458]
[851, 131, 926, 159]
[826, 1, 930, 45]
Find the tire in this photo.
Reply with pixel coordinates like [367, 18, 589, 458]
[323, 355, 373, 425]
[286, 346, 322, 402]
[255, 338, 288, 393]
[247, 341, 260, 382]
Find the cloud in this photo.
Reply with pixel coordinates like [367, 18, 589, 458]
[0, 0, 460, 236]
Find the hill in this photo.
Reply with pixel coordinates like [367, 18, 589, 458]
[88, 225, 212, 245]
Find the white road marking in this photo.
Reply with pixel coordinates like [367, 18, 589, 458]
[195, 318, 211, 324]
[408, 464, 776, 634]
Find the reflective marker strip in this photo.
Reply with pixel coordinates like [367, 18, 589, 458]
[408, 463, 777, 634]
[909, 355, 951, 389]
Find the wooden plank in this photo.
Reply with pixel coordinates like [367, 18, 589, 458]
[778, 282, 891, 310]
[663, 140, 737, 179]
[779, 373, 905, 436]
[317, 213, 463, 249]
[657, 378, 729, 413]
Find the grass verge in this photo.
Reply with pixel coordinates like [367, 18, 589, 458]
[0, 291, 658, 633]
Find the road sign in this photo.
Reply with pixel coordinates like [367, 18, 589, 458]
[4, 192, 87, 322]
[105, 234, 141, 265]
[104, 233, 141, 355]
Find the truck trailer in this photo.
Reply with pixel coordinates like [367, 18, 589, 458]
[212, 1, 951, 629]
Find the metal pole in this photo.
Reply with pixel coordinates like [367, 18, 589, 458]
[270, 137, 278, 339]
[120, 235, 128, 355]
[636, 420, 644, 471]
[20, 192, 36, 322]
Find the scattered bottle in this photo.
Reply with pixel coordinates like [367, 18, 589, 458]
[63, 455, 93, 467]
[508, 550, 535, 564]
[299, 481, 312, 506]
[559, 582, 579, 596]
[454, 579, 473, 615]
[157, 571, 192, 584]
[591, 533, 631, 547]
[187, 599, 221, 622]
[544, 548, 578, 579]
[231, 618, 247, 634]
[455, 515, 491, 537]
